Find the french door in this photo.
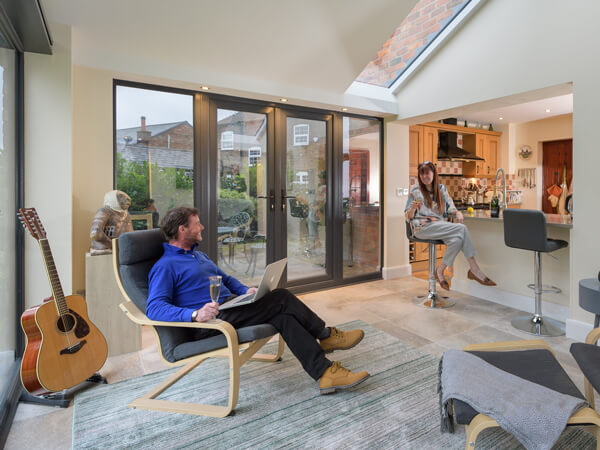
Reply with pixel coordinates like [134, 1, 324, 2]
[211, 102, 333, 287]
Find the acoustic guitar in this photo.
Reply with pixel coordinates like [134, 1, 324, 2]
[19, 208, 108, 395]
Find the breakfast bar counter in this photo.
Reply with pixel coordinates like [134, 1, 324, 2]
[450, 210, 572, 321]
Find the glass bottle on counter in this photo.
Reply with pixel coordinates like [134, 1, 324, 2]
[490, 186, 500, 218]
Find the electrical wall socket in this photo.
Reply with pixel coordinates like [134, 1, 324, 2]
[396, 188, 409, 197]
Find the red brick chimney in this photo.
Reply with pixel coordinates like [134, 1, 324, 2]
[137, 116, 151, 143]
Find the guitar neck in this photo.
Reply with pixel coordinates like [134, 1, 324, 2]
[38, 239, 68, 316]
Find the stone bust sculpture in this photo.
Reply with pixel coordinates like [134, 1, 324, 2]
[90, 190, 133, 255]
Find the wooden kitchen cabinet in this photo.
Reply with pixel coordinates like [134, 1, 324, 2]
[409, 125, 437, 176]
[463, 132, 501, 178]
[486, 135, 499, 176]
[409, 126, 423, 176]
[422, 126, 438, 165]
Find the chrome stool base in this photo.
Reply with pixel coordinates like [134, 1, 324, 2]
[511, 315, 565, 337]
[414, 293, 455, 309]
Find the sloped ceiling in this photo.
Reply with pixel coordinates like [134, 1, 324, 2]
[43, 0, 417, 96]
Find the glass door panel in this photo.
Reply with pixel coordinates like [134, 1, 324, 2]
[285, 117, 328, 281]
[342, 117, 381, 278]
[217, 108, 268, 286]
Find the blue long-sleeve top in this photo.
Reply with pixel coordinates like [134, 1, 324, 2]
[146, 243, 249, 322]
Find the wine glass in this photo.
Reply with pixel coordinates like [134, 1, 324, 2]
[209, 276, 222, 303]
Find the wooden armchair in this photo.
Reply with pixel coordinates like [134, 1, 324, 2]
[112, 228, 284, 417]
[456, 339, 600, 449]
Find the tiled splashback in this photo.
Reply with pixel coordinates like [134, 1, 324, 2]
[409, 170, 523, 201]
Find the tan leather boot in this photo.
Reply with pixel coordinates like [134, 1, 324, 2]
[319, 361, 370, 394]
[319, 327, 364, 353]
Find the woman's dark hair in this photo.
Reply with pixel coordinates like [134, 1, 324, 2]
[417, 161, 445, 214]
[159, 206, 200, 241]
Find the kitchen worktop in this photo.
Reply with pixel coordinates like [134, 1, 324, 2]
[461, 210, 573, 228]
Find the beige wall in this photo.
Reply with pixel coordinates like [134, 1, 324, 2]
[509, 114, 572, 210]
[72, 66, 115, 295]
[24, 23, 72, 308]
[383, 119, 410, 275]
[393, 0, 599, 331]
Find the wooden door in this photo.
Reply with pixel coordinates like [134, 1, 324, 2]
[422, 126, 438, 165]
[542, 139, 572, 213]
[409, 126, 423, 176]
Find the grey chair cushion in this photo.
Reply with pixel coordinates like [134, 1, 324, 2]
[173, 323, 278, 361]
[453, 349, 584, 425]
[116, 229, 278, 364]
[405, 221, 444, 245]
[503, 209, 568, 253]
[570, 343, 600, 395]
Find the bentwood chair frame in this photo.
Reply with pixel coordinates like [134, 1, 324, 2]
[460, 338, 600, 450]
[112, 232, 284, 417]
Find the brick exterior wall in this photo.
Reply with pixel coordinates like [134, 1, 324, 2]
[147, 122, 193, 150]
[356, 0, 469, 88]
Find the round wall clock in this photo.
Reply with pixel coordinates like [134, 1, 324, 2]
[518, 145, 532, 160]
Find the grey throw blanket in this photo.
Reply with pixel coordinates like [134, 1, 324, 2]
[439, 349, 587, 450]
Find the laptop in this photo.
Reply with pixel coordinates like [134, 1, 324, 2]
[219, 258, 287, 310]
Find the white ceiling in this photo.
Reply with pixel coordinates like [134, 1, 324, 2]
[459, 94, 573, 126]
[42, 0, 417, 101]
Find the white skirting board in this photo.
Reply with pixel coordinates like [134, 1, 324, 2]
[382, 264, 411, 280]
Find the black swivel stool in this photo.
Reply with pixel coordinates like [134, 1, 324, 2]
[406, 222, 455, 308]
[503, 209, 567, 336]
[579, 278, 600, 328]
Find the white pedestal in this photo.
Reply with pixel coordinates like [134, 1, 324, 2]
[85, 253, 141, 356]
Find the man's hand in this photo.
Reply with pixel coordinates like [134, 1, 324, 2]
[193, 302, 219, 322]
[246, 287, 258, 295]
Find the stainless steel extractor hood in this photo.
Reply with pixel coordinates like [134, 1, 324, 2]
[437, 131, 484, 162]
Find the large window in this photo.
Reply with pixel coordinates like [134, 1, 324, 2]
[113, 81, 383, 293]
[342, 117, 381, 277]
[0, 46, 16, 396]
[115, 86, 193, 227]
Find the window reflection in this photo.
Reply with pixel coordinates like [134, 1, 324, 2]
[343, 117, 381, 277]
[115, 86, 193, 229]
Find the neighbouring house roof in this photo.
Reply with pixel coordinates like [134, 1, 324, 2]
[116, 121, 191, 144]
[355, 0, 470, 88]
[117, 143, 193, 170]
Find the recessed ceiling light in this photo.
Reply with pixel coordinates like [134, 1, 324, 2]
[280, 98, 288, 102]
[499, 117, 504, 120]
[342, 107, 348, 111]
[545, 108, 551, 113]
[201, 86, 209, 90]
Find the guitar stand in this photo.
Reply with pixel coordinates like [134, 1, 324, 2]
[19, 372, 107, 408]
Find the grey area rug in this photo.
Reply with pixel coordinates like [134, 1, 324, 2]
[73, 321, 595, 449]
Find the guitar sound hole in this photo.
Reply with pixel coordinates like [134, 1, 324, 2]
[57, 314, 76, 333]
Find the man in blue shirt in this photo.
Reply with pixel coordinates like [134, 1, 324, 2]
[147, 206, 369, 394]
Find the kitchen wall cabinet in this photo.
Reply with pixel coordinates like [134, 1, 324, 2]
[409, 123, 500, 178]
[409, 125, 438, 176]
[462, 133, 500, 178]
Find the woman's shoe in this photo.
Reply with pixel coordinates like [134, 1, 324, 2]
[467, 270, 496, 286]
[435, 270, 450, 290]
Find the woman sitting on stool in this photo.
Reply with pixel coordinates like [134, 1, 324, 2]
[405, 161, 496, 290]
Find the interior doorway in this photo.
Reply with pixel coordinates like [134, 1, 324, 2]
[541, 139, 572, 214]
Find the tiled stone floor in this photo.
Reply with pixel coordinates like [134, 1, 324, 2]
[5, 276, 586, 449]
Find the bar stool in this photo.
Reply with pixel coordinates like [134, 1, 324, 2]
[579, 278, 600, 328]
[406, 222, 455, 308]
[503, 209, 567, 336]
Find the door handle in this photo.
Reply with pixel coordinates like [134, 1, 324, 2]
[257, 192, 275, 210]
